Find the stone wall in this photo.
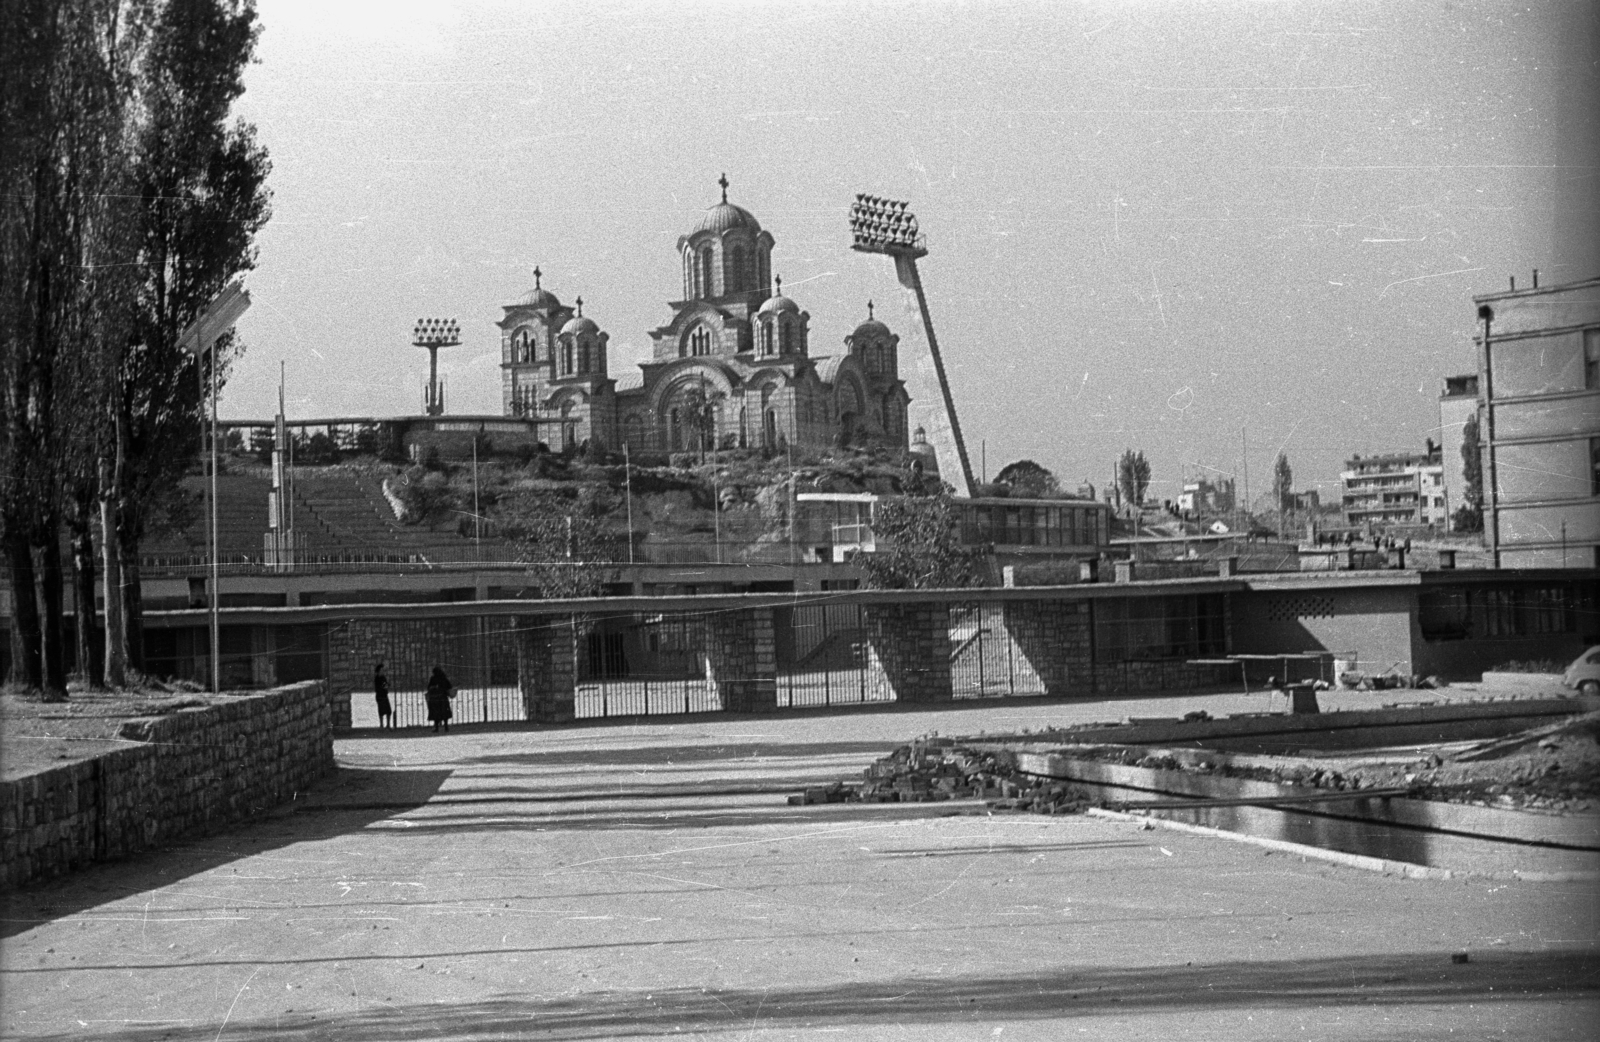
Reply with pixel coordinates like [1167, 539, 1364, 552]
[865, 603, 954, 703]
[705, 608, 777, 712]
[517, 616, 578, 723]
[999, 600, 1093, 695]
[1, 681, 335, 890]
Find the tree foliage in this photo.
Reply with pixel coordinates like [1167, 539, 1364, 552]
[1, 0, 270, 694]
[497, 490, 627, 599]
[854, 494, 985, 590]
[1116, 449, 1150, 508]
[994, 459, 1059, 498]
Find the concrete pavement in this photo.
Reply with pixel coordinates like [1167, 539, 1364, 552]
[3, 689, 1597, 1040]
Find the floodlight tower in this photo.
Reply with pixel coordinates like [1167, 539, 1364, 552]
[413, 317, 462, 416]
[848, 195, 975, 498]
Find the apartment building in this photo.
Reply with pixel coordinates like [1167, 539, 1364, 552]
[1341, 445, 1447, 529]
[1473, 274, 1600, 568]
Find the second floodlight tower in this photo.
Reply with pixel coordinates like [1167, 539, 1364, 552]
[414, 317, 462, 416]
[848, 195, 975, 498]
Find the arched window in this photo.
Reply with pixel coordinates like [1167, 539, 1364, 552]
[511, 329, 531, 364]
[764, 409, 777, 449]
[730, 245, 746, 293]
[699, 248, 715, 297]
[683, 250, 693, 298]
[760, 322, 773, 356]
[778, 320, 792, 356]
[669, 407, 682, 451]
[578, 340, 591, 374]
[738, 406, 747, 448]
[562, 338, 574, 376]
[689, 326, 712, 357]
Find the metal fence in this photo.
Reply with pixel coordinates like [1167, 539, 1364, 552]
[774, 603, 891, 708]
[948, 602, 1048, 699]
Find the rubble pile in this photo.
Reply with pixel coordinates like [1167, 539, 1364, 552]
[789, 736, 1092, 814]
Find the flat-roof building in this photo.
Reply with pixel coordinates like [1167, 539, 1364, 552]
[1473, 275, 1600, 568]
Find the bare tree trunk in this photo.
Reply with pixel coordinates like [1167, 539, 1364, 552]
[98, 459, 126, 686]
[121, 545, 145, 673]
[5, 536, 43, 690]
[71, 515, 103, 687]
[39, 523, 68, 698]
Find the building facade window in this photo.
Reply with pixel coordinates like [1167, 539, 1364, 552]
[688, 326, 712, 357]
[1586, 328, 1599, 389]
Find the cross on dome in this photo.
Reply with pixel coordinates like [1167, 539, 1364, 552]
[867, 300, 874, 320]
[718, 172, 729, 203]
[574, 295, 583, 317]
[533, 266, 542, 288]
[774, 274, 782, 295]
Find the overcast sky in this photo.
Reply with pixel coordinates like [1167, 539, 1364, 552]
[229, 0, 1598, 501]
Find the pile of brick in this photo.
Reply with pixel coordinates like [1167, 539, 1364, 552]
[789, 736, 1090, 814]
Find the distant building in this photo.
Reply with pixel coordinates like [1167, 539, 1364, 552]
[1177, 476, 1235, 516]
[1438, 373, 1480, 532]
[1340, 446, 1447, 529]
[1473, 274, 1600, 568]
[1290, 489, 1321, 512]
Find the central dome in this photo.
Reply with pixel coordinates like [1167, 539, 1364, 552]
[690, 201, 761, 237]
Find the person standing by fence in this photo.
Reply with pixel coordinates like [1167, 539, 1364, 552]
[426, 665, 454, 733]
[374, 662, 393, 728]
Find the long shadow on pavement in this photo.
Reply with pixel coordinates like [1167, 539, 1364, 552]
[15, 949, 1598, 1041]
[0, 767, 452, 940]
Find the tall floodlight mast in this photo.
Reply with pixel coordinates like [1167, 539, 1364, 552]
[413, 318, 462, 416]
[848, 195, 975, 497]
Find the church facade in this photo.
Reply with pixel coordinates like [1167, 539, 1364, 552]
[497, 180, 910, 456]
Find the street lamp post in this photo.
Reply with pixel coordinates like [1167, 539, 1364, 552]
[176, 279, 251, 694]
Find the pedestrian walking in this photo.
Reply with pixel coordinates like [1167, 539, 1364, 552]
[426, 665, 454, 733]
[374, 662, 393, 729]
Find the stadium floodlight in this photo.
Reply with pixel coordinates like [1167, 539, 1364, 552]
[413, 318, 462, 416]
[846, 194, 974, 497]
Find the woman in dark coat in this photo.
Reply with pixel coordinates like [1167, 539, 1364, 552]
[373, 662, 393, 728]
[425, 665, 453, 733]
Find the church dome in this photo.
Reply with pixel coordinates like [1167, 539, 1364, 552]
[514, 267, 561, 309]
[690, 201, 761, 237]
[561, 314, 599, 336]
[757, 291, 799, 316]
[518, 287, 562, 309]
[852, 301, 889, 337]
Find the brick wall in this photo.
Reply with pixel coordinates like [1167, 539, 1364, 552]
[1, 680, 335, 890]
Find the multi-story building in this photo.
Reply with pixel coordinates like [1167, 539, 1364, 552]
[1439, 374, 1480, 532]
[1473, 275, 1600, 568]
[1340, 446, 1447, 529]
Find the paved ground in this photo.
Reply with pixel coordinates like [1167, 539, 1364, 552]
[4, 688, 1598, 1040]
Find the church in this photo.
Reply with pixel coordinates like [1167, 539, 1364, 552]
[497, 178, 911, 456]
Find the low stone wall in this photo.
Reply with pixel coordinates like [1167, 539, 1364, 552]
[1, 680, 335, 890]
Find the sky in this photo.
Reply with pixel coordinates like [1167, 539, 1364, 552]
[228, 0, 1599, 503]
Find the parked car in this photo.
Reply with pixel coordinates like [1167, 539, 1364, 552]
[1562, 645, 1600, 696]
